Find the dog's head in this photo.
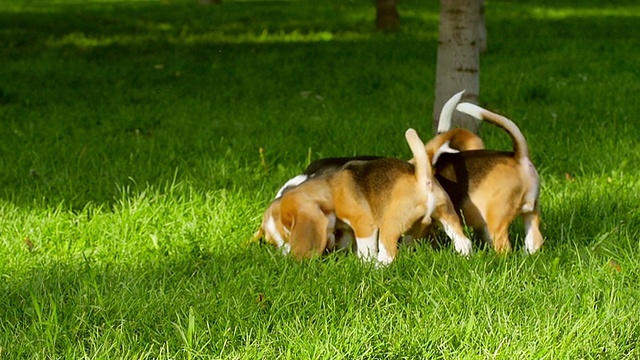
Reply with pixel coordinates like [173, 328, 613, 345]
[254, 198, 288, 250]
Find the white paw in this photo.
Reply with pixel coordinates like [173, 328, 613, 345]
[376, 243, 394, 266]
[454, 238, 473, 257]
[281, 243, 291, 255]
[524, 236, 541, 254]
[355, 231, 378, 261]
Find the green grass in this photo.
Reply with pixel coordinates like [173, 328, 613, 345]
[1, 0, 640, 358]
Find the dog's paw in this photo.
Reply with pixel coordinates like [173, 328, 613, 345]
[454, 238, 473, 257]
[376, 245, 394, 266]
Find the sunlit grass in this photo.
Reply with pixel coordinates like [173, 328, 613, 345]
[528, 5, 640, 19]
[1, 0, 640, 358]
[44, 29, 376, 48]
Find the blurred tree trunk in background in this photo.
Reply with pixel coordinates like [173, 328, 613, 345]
[478, 0, 487, 53]
[199, 0, 222, 4]
[376, 0, 400, 31]
[433, 0, 484, 133]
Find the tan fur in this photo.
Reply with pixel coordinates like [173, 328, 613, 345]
[331, 128, 470, 264]
[273, 129, 472, 264]
[435, 128, 484, 154]
[406, 128, 485, 247]
[329, 162, 431, 262]
[277, 179, 334, 259]
[254, 192, 355, 257]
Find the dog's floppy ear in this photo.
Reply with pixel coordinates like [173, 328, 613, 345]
[288, 205, 329, 259]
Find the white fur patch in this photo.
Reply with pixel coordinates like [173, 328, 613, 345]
[281, 243, 291, 255]
[325, 213, 337, 249]
[275, 174, 308, 199]
[520, 160, 540, 213]
[356, 230, 378, 261]
[523, 213, 540, 254]
[377, 240, 393, 265]
[265, 214, 285, 248]
[456, 102, 485, 120]
[437, 90, 466, 133]
[424, 194, 437, 219]
[440, 219, 472, 256]
[326, 213, 337, 230]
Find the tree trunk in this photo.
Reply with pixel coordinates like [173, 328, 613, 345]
[433, 0, 482, 133]
[478, 0, 487, 53]
[375, 0, 400, 31]
[199, 0, 221, 4]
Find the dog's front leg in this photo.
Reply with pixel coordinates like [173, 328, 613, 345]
[336, 210, 378, 261]
[378, 227, 404, 265]
[354, 229, 379, 261]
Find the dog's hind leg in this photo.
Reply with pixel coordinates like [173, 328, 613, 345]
[485, 219, 514, 253]
[523, 203, 543, 253]
[431, 190, 473, 256]
[485, 205, 518, 253]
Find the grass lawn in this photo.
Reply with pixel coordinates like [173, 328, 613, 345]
[1, 0, 640, 358]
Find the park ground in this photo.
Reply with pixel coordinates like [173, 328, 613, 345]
[1, 0, 639, 358]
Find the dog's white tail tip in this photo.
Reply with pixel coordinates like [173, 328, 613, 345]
[456, 102, 485, 120]
[437, 90, 466, 133]
[405, 128, 418, 139]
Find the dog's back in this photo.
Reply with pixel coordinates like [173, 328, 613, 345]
[338, 158, 416, 220]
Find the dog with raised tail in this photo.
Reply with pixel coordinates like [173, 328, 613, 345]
[433, 102, 543, 253]
[276, 129, 473, 264]
[254, 90, 483, 257]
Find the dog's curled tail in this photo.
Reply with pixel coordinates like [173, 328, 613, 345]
[437, 89, 466, 134]
[456, 102, 530, 161]
[405, 128, 430, 185]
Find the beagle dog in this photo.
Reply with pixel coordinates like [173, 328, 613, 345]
[276, 129, 473, 264]
[433, 102, 543, 253]
[253, 156, 381, 254]
[254, 91, 483, 258]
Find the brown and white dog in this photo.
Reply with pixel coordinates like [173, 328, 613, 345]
[433, 102, 543, 253]
[254, 91, 482, 258]
[253, 156, 380, 255]
[275, 129, 473, 264]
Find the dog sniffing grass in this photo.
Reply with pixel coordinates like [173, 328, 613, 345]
[1, 0, 639, 358]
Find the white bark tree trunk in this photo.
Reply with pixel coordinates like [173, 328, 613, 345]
[478, 0, 487, 53]
[433, 0, 482, 133]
